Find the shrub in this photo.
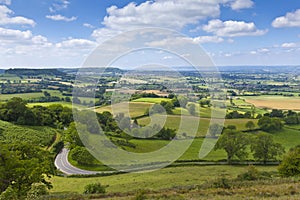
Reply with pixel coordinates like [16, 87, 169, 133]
[237, 166, 272, 181]
[278, 146, 300, 177]
[83, 183, 106, 194]
[26, 183, 49, 200]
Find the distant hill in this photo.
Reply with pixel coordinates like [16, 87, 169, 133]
[5, 68, 66, 77]
[58, 67, 124, 75]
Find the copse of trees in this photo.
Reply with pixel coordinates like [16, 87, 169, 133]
[215, 127, 285, 165]
[0, 97, 73, 127]
[258, 116, 283, 132]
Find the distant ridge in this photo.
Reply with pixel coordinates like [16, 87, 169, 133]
[5, 68, 66, 77]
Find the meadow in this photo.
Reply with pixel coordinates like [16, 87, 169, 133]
[0, 89, 63, 101]
[51, 165, 277, 194]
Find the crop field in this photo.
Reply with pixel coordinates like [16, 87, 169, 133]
[0, 120, 56, 147]
[243, 95, 300, 111]
[51, 165, 277, 194]
[27, 101, 83, 109]
[132, 97, 171, 104]
[95, 102, 153, 118]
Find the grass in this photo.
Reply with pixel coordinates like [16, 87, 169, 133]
[0, 89, 63, 102]
[0, 120, 56, 147]
[137, 115, 258, 137]
[95, 102, 153, 118]
[50, 165, 277, 194]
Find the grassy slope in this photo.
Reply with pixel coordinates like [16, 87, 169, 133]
[0, 120, 56, 147]
[51, 165, 277, 194]
[0, 89, 63, 101]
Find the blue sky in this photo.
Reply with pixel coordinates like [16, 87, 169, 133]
[0, 0, 299, 68]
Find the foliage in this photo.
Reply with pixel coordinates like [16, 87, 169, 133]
[0, 98, 73, 127]
[70, 146, 96, 165]
[83, 183, 106, 194]
[0, 143, 54, 198]
[26, 183, 49, 200]
[245, 121, 255, 130]
[258, 116, 283, 132]
[215, 129, 249, 164]
[208, 123, 223, 137]
[250, 133, 285, 164]
[236, 165, 272, 181]
[278, 146, 300, 177]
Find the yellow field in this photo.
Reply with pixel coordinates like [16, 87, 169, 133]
[95, 102, 153, 118]
[243, 96, 300, 110]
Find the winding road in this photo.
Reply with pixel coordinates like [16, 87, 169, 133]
[54, 148, 111, 175]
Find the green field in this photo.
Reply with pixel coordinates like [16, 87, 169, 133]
[0, 120, 57, 147]
[137, 115, 258, 137]
[51, 165, 277, 194]
[95, 102, 153, 118]
[0, 89, 63, 101]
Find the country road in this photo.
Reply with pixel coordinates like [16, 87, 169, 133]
[55, 148, 280, 175]
[54, 148, 113, 175]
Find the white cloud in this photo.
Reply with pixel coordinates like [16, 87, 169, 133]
[281, 42, 297, 48]
[102, 1, 222, 30]
[49, 0, 70, 13]
[56, 38, 97, 49]
[203, 19, 267, 37]
[193, 35, 224, 44]
[0, 5, 35, 26]
[0, 0, 11, 5]
[272, 9, 300, 28]
[46, 14, 77, 22]
[83, 23, 94, 28]
[230, 0, 254, 10]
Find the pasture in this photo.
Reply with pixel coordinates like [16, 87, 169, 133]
[51, 165, 277, 194]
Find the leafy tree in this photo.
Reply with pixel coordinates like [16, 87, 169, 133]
[187, 103, 196, 116]
[160, 101, 174, 114]
[0, 143, 54, 198]
[251, 133, 285, 164]
[215, 130, 249, 164]
[70, 146, 95, 165]
[245, 121, 255, 130]
[270, 109, 284, 118]
[209, 124, 223, 137]
[258, 116, 283, 132]
[278, 146, 300, 177]
[63, 122, 83, 149]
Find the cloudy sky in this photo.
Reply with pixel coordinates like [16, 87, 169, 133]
[0, 0, 299, 68]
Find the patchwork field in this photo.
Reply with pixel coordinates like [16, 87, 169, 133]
[0, 89, 63, 101]
[243, 95, 300, 111]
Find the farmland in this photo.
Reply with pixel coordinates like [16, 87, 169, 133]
[0, 120, 57, 147]
[243, 95, 300, 111]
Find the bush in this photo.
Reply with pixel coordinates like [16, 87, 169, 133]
[83, 183, 106, 194]
[211, 177, 231, 189]
[26, 183, 49, 200]
[278, 146, 300, 177]
[237, 166, 272, 181]
[0, 186, 18, 200]
[134, 190, 147, 200]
